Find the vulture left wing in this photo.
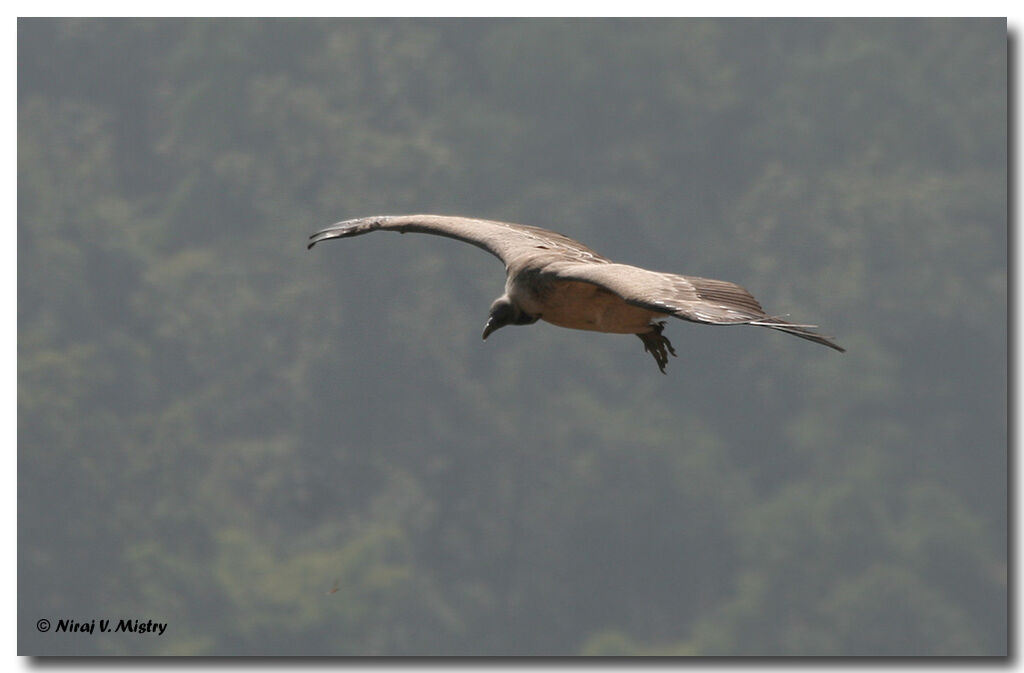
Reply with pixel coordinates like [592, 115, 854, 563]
[308, 214, 608, 269]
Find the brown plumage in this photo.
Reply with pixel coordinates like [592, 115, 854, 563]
[308, 214, 844, 373]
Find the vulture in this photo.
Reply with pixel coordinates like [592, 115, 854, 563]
[308, 214, 844, 373]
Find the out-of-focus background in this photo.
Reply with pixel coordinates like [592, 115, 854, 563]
[18, 18, 1006, 655]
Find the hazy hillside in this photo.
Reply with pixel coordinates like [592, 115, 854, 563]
[18, 18, 1006, 655]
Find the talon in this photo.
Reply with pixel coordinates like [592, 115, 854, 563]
[637, 324, 677, 374]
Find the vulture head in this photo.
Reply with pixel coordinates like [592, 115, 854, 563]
[482, 296, 538, 340]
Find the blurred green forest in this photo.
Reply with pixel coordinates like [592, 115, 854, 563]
[18, 18, 1006, 655]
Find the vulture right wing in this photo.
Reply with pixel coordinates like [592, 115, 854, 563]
[550, 261, 845, 352]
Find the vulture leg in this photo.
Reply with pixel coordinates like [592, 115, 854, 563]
[637, 321, 677, 374]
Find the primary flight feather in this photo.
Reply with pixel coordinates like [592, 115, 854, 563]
[308, 214, 844, 373]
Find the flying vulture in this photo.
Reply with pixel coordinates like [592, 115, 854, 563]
[308, 214, 844, 373]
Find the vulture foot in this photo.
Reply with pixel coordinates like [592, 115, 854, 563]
[637, 322, 677, 374]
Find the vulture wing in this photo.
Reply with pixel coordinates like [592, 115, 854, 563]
[549, 261, 845, 352]
[308, 214, 608, 268]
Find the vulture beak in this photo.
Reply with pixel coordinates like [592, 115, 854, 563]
[483, 297, 516, 340]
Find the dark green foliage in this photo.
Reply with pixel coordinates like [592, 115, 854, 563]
[18, 18, 1005, 655]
